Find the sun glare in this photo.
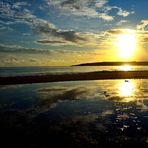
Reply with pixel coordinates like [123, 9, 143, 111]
[116, 31, 137, 59]
[118, 80, 136, 102]
[118, 65, 132, 71]
[119, 80, 134, 97]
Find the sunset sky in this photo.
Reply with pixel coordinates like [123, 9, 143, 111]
[0, 0, 148, 66]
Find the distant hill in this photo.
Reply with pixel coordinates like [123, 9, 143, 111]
[74, 61, 148, 66]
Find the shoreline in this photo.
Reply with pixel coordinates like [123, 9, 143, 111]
[1, 71, 148, 85]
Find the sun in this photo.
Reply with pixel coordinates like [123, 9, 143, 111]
[116, 31, 137, 59]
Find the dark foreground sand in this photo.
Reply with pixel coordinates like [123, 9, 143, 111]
[1, 71, 148, 85]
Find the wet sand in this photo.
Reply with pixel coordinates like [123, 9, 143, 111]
[1, 71, 148, 85]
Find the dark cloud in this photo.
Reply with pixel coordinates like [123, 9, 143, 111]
[37, 40, 67, 44]
[61, 0, 77, 5]
[32, 21, 57, 34]
[0, 43, 97, 55]
[55, 31, 87, 42]
[36, 30, 92, 44]
[0, 44, 53, 54]
[107, 29, 125, 35]
[34, 24, 89, 43]
[60, 0, 81, 10]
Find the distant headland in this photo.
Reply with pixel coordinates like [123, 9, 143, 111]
[73, 61, 148, 66]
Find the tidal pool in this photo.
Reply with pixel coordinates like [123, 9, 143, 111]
[0, 79, 148, 148]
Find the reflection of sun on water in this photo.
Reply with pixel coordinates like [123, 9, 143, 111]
[118, 65, 132, 71]
[118, 80, 135, 102]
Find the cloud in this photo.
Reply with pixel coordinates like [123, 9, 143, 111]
[2, 55, 18, 64]
[106, 28, 136, 36]
[98, 13, 114, 21]
[0, 43, 100, 67]
[0, 24, 6, 30]
[45, 0, 133, 21]
[0, 1, 57, 33]
[0, 43, 99, 55]
[37, 40, 67, 44]
[36, 31, 99, 46]
[116, 20, 128, 26]
[31, 19, 57, 34]
[0, 1, 98, 45]
[103, 6, 133, 18]
[29, 58, 40, 63]
[45, 0, 115, 21]
[0, 0, 134, 48]
[117, 8, 130, 17]
[12, 2, 29, 9]
[137, 20, 148, 31]
[55, 31, 88, 42]
[140, 37, 148, 43]
[95, 0, 108, 8]
[0, 43, 53, 54]
[45, 0, 101, 17]
[104, 24, 148, 57]
[31, 21, 96, 45]
[106, 29, 127, 35]
[0, 0, 134, 37]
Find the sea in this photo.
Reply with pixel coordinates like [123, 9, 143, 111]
[0, 65, 148, 76]
[0, 66, 148, 148]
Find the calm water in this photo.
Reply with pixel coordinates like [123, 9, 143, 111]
[0, 65, 148, 76]
[0, 79, 148, 147]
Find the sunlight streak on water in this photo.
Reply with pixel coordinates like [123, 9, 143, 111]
[118, 80, 136, 102]
[118, 65, 132, 71]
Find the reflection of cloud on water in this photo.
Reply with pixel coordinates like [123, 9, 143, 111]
[108, 96, 132, 102]
[101, 110, 113, 117]
[0, 84, 24, 90]
[25, 79, 148, 117]
[28, 86, 99, 114]
[38, 86, 97, 101]
[0, 83, 106, 121]
[38, 88, 67, 93]
[116, 113, 129, 121]
[136, 98, 148, 112]
[1, 80, 148, 147]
